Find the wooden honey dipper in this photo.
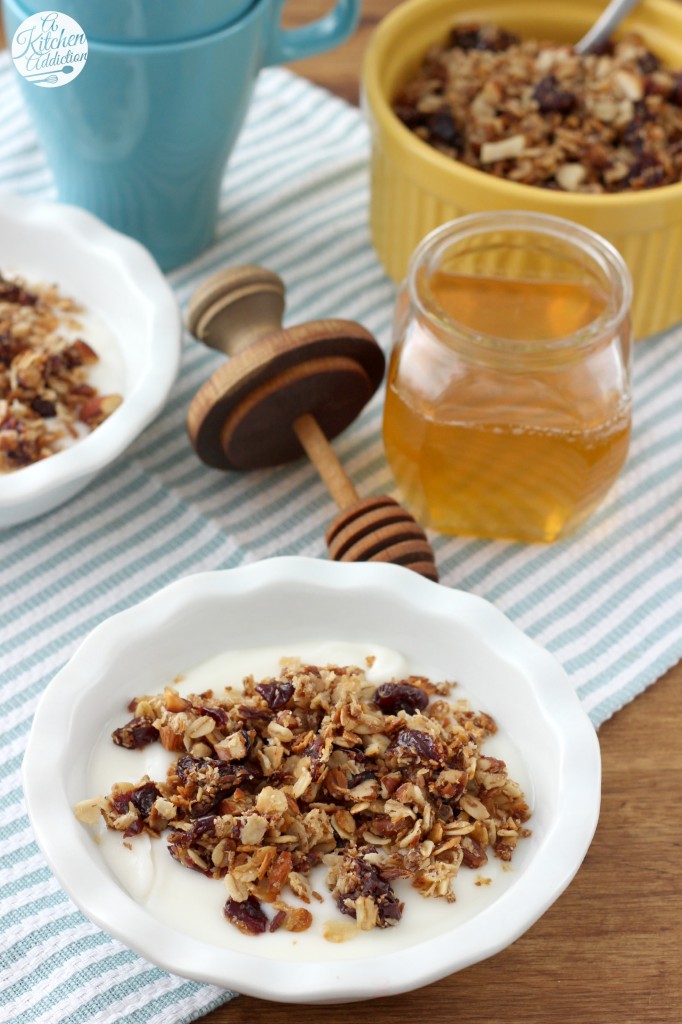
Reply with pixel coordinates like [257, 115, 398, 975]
[185, 265, 438, 581]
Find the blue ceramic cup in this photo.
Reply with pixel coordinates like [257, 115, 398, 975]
[12, 0, 255, 42]
[2, 0, 360, 268]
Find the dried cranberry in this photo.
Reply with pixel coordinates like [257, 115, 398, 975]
[393, 104, 427, 131]
[394, 728, 444, 764]
[174, 754, 256, 815]
[111, 790, 133, 815]
[621, 126, 646, 154]
[112, 716, 159, 749]
[0, 276, 38, 305]
[130, 782, 160, 819]
[237, 705, 271, 721]
[533, 75, 575, 114]
[196, 705, 228, 726]
[176, 753, 253, 785]
[426, 109, 463, 151]
[449, 24, 519, 52]
[588, 39, 615, 56]
[637, 51, 661, 74]
[348, 770, 378, 790]
[123, 819, 145, 838]
[30, 397, 56, 418]
[369, 814, 404, 839]
[461, 836, 488, 868]
[669, 73, 682, 107]
[169, 815, 218, 847]
[304, 735, 324, 760]
[6, 446, 32, 467]
[374, 682, 428, 715]
[189, 814, 219, 839]
[0, 335, 25, 365]
[302, 734, 328, 780]
[255, 680, 294, 710]
[224, 895, 268, 935]
[628, 162, 666, 189]
[336, 857, 402, 927]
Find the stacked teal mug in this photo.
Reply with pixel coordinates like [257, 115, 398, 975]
[2, 0, 360, 268]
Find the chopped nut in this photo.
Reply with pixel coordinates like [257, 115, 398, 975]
[214, 731, 249, 761]
[255, 786, 288, 817]
[555, 163, 587, 191]
[480, 134, 526, 163]
[240, 813, 268, 846]
[74, 796, 105, 824]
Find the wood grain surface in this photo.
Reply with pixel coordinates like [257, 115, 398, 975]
[1, 4, 679, 1021]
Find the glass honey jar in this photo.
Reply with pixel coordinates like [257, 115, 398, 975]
[383, 212, 633, 543]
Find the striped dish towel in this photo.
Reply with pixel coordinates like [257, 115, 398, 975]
[1, 52, 682, 1024]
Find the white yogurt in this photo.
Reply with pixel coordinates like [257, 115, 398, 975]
[72, 306, 125, 398]
[85, 642, 533, 961]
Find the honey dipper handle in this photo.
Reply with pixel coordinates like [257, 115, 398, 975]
[293, 413, 359, 510]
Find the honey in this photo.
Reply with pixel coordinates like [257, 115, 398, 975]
[382, 214, 633, 543]
[422, 271, 608, 342]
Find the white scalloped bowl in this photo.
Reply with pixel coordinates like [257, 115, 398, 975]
[0, 192, 181, 527]
[23, 557, 600, 1004]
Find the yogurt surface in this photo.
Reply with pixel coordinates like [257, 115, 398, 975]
[85, 641, 534, 961]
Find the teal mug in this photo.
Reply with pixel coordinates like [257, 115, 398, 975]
[2, 0, 360, 268]
[12, 0, 255, 42]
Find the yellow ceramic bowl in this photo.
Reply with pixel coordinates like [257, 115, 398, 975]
[363, 0, 682, 338]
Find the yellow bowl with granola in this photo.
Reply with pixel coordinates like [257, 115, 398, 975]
[362, 0, 682, 337]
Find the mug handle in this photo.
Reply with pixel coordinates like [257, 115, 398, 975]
[264, 0, 360, 66]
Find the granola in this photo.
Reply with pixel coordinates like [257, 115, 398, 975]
[0, 272, 121, 472]
[75, 661, 531, 937]
[393, 24, 682, 192]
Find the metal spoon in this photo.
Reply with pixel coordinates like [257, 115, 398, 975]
[575, 0, 641, 54]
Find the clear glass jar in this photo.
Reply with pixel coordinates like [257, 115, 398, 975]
[383, 212, 633, 543]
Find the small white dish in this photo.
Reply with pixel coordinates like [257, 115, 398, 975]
[0, 192, 181, 528]
[23, 557, 600, 1004]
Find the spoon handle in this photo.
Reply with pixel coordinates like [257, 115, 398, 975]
[574, 0, 641, 54]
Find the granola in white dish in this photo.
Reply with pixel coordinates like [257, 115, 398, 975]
[0, 273, 121, 472]
[76, 660, 531, 937]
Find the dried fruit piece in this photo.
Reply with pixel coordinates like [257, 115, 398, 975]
[374, 682, 428, 715]
[112, 717, 159, 749]
[130, 782, 160, 818]
[224, 895, 268, 935]
[335, 854, 403, 928]
[393, 728, 444, 764]
[255, 680, 294, 710]
[533, 75, 575, 113]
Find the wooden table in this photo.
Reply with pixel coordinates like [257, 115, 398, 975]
[1, 4, 679, 1021]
